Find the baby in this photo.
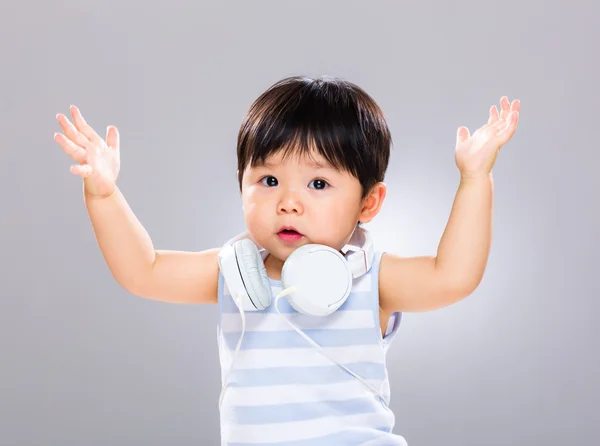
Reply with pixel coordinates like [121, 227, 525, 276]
[54, 75, 520, 445]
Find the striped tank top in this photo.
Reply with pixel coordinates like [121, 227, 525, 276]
[216, 251, 407, 445]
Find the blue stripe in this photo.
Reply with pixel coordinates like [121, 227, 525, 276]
[220, 289, 373, 314]
[230, 397, 384, 425]
[228, 427, 402, 446]
[227, 362, 385, 387]
[222, 328, 379, 350]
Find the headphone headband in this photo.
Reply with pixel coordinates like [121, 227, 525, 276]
[342, 226, 374, 278]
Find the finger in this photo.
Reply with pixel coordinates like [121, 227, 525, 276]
[487, 105, 499, 125]
[106, 125, 120, 150]
[499, 96, 511, 120]
[70, 105, 102, 144]
[56, 113, 87, 145]
[57, 112, 95, 153]
[54, 132, 87, 164]
[511, 99, 521, 114]
[70, 164, 93, 178]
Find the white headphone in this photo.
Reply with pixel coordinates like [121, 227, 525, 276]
[217, 226, 374, 317]
[216, 226, 391, 410]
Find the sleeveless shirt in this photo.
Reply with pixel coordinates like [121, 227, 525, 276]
[216, 251, 408, 445]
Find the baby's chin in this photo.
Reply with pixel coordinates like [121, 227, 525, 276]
[262, 241, 300, 262]
[266, 238, 346, 260]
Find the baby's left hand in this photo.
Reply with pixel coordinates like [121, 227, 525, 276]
[455, 96, 520, 178]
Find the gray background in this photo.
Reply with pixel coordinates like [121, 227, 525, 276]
[1, 1, 598, 445]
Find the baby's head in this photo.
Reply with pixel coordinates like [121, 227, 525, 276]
[236, 75, 392, 265]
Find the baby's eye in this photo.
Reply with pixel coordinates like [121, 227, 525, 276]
[308, 179, 329, 190]
[260, 176, 278, 187]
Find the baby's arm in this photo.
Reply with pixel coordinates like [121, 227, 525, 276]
[379, 97, 520, 313]
[85, 187, 219, 304]
[55, 105, 219, 305]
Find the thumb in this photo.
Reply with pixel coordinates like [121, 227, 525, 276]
[456, 126, 470, 147]
[106, 125, 120, 150]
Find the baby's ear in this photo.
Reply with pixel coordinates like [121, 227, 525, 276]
[359, 182, 387, 224]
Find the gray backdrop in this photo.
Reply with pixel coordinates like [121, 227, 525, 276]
[1, 1, 598, 445]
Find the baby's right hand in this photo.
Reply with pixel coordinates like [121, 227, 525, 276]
[54, 105, 120, 198]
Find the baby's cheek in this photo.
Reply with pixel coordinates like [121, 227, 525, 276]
[244, 211, 271, 241]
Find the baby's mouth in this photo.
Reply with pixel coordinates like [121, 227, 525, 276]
[277, 228, 303, 242]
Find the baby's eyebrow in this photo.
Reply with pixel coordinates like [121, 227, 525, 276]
[259, 159, 331, 170]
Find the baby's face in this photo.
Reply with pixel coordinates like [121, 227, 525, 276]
[240, 150, 365, 264]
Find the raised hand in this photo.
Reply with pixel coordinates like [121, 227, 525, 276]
[455, 96, 520, 178]
[54, 105, 120, 198]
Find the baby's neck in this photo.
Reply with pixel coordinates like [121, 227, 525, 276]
[263, 254, 284, 281]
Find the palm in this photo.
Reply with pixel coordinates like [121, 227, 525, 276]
[84, 138, 120, 191]
[455, 96, 520, 177]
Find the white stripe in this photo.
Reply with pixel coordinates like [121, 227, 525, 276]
[224, 379, 384, 406]
[220, 345, 384, 370]
[220, 310, 375, 333]
[223, 412, 394, 444]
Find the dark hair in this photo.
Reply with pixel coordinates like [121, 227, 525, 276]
[236, 75, 392, 199]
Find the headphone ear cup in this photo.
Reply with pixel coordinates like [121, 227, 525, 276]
[234, 239, 272, 310]
[282, 244, 352, 316]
